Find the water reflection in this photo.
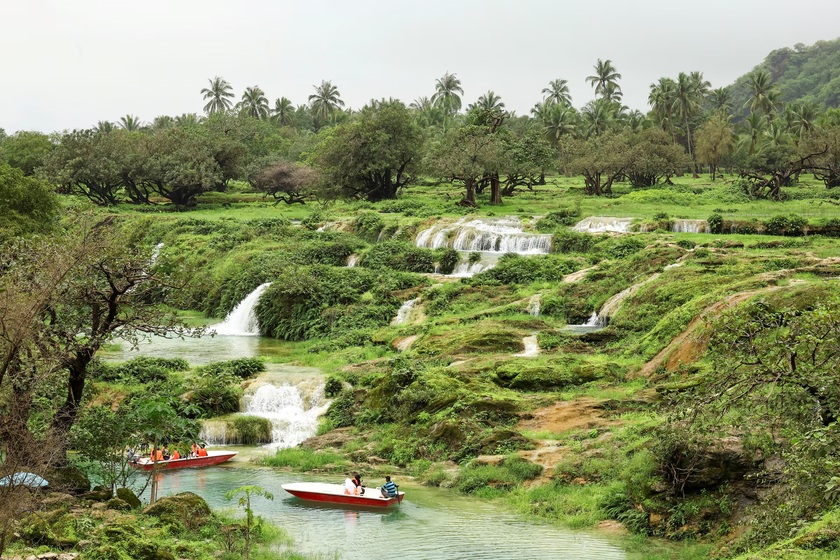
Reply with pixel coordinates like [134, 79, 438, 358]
[100, 334, 289, 365]
[142, 465, 626, 560]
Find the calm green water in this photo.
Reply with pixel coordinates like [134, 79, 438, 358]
[110, 334, 626, 558]
[148, 461, 626, 560]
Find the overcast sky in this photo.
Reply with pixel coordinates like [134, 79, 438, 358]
[3, 0, 839, 133]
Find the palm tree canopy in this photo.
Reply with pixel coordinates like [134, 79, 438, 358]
[586, 59, 622, 97]
[239, 86, 270, 119]
[542, 79, 572, 106]
[201, 76, 234, 115]
[472, 91, 505, 113]
[308, 80, 345, 123]
[431, 72, 464, 116]
[271, 97, 295, 126]
[744, 68, 782, 119]
[119, 114, 143, 131]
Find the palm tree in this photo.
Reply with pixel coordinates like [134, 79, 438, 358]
[673, 71, 706, 176]
[580, 98, 616, 138]
[152, 115, 174, 130]
[530, 100, 553, 122]
[586, 59, 622, 98]
[745, 68, 782, 123]
[543, 105, 577, 147]
[601, 82, 623, 103]
[410, 96, 434, 112]
[239, 86, 270, 119]
[175, 113, 201, 127]
[708, 87, 732, 115]
[201, 76, 234, 115]
[119, 114, 143, 131]
[737, 112, 767, 156]
[308, 80, 345, 126]
[542, 79, 572, 107]
[271, 97, 295, 126]
[472, 91, 505, 113]
[648, 78, 677, 139]
[95, 120, 115, 134]
[431, 72, 464, 118]
[785, 101, 819, 139]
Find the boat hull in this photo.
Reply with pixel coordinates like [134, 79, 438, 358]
[132, 451, 237, 471]
[282, 482, 404, 508]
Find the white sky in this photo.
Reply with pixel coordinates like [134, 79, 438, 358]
[3, 0, 839, 133]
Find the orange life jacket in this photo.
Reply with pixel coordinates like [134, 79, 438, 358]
[197, 447, 208, 457]
[154, 449, 164, 461]
[171, 450, 181, 460]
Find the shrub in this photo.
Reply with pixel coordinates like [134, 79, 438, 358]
[471, 254, 579, 284]
[536, 207, 582, 231]
[550, 229, 598, 254]
[363, 240, 436, 273]
[230, 415, 272, 445]
[189, 375, 242, 418]
[201, 358, 265, 379]
[763, 214, 807, 236]
[707, 213, 724, 234]
[324, 376, 343, 397]
[436, 247, 460, 275]
[354, 211, 385, 241]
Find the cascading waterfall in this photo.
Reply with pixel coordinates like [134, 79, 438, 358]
[346, 254, 360, 268]
[416, 217, 551, 278]
[573, 217, 634, 233]
[526, 294, 542, 317]
[671, 219, 710, 234]
[242, 375, 330, 449]
[212, 283, 272, 336]
[515, 334, 539, 357]
[392, 298, 419, 325]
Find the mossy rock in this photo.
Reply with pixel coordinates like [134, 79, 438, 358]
[106, 497, 132, 511]
[116, 487, 141, 509]
[493, 361, 584, 391]
[19, 513, 56, 546]
[47, 464, 90, 495]
[99, 521, 143, 542]
[142, 492, 211, 529]
[82, 488, 112, 502]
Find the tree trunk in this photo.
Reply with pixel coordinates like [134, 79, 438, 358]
[461, 178, 477, 206]
[490, 173, 502, 204]
[685, 115, 699, 178]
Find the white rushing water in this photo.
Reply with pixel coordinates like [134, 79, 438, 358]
[212, 283, 272, 336]
[671, 219, 710, 234]
[392, 298, 419, 325]
[416, 217, 550, 278]
[242, 374, 330, 449]
[526, 294, 542, 317]
[572, 217, 634, 233]
[515, 334, 540, 357]
[346, 254, 360, 268]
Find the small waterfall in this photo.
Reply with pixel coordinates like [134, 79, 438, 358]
[526, 294, 542, 317]
[243, 379, 329, 449]
[150, 242, 164, 265]
[346, 254, 360, 268]
[199, 419, 228, 445]
[392, 298, 418, 325]
[415, 217, 551, 254]
[671, 219, 710, 234]
[572, 217, 633, 233]
[450, 261, 488, 277]
[515, 334, 539, 357]
[563, 311, 607, 334]
[212, 283, 272, 336]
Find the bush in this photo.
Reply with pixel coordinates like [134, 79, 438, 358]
[763, 214, 807, 236]
[324, 376, 343, 397]
[363, 240, 436, 273]
[95, 357, 190, 384]
[230, 415, 272, 445]
[707, 213, 724, 234]
[471, 254, 579, 284]
[354, 211, 385, 241]
[550, 229, 598, 254]
[189, 375, 242, 418]
[536, 207, 582, 231]
[436, 247, 460, 275]
[201, 358, 265, 379]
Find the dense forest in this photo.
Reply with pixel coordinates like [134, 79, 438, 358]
[1, 37, 840, 560]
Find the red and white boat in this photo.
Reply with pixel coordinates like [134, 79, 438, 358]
[282, 482, 405, 508]
[132, 451, 238, 471]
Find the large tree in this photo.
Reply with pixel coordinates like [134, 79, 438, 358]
[586, 59, 622, 99]
[542, 79, 572, 107]
[673, 71, 710, 177]
[249, 159, 321, 205]
[238, 86, 270, 120]
[432, 72, 464, 129]
[0, 131, 54, 175]
[201, 76, 235, 115]
[271, 96, 295, 127]
[695, 113, 735, 181]
[745, 68, 783, 123]
[312, 100, 423, 201]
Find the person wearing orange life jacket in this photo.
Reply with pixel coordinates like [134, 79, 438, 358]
[191, 442, 199, 457]
[152, 447, 164, 462]
[197, 444, 208, 457]
[170, 449, 181, 460]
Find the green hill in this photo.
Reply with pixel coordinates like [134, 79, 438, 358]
[728, 37, 840, 115]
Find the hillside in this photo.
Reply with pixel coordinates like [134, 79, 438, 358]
[728, 37, 840, 114]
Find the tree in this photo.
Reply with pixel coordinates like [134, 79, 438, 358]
[745, 68, 782, 123]
[695, 113, 735, 180]
[201, 76, 235, 115]
[44, 129, 129, 205]
[542, 78, 572, 107]
[541, 104, 578, 149]
[151, 115, 175, 130]
[238, 86, 270, 120]
[708, 87, 732, 115]
[586, 59, 622, 98]
[469, 91, 505, 113]
[271, 96, 295, 127]
[625, 128, 692, 187]
[249, 159, 320, 204]
[561, 131, 632, 195]
[673, 71, 709, 177]
[580, 98, 619, 138]
[432, 72, 464, 129]
[312, 100, 423, 201]
[801, 124, 840, 188]
[785, 101, 819, 139]
[0, 163, 59, 240]
[225, 485, 274, 560]
[308, 80, 345, 128]
[649, 77, 678, 141]
[0, 131, 54, 175]
[119, 114, 144, 131]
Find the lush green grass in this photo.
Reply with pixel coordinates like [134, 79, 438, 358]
[261, 447, 349, 472]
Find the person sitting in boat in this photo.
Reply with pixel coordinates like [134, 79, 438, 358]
[161, 445, 170, 460]
[190, 442, 199, 457]
[197, 444, 208, 457]
[344, 473, 364, 495]
[152, 446, 165, 462]
[170, 448, 181, 460]
[380, 475, 398, 498]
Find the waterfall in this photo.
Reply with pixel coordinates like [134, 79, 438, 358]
[515, 334, 539, 357]
[392, 298, 418, 325]
[572, 217, 633, 233]
[346, 254, 359, 268]
[150, 242, 164, 265]
[672, 219, 710, 234]
[243, 377, 329, 449]
[212, 283, 272, 336]
[416, 217, 550, 278]
[526, 294, 541, 317]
